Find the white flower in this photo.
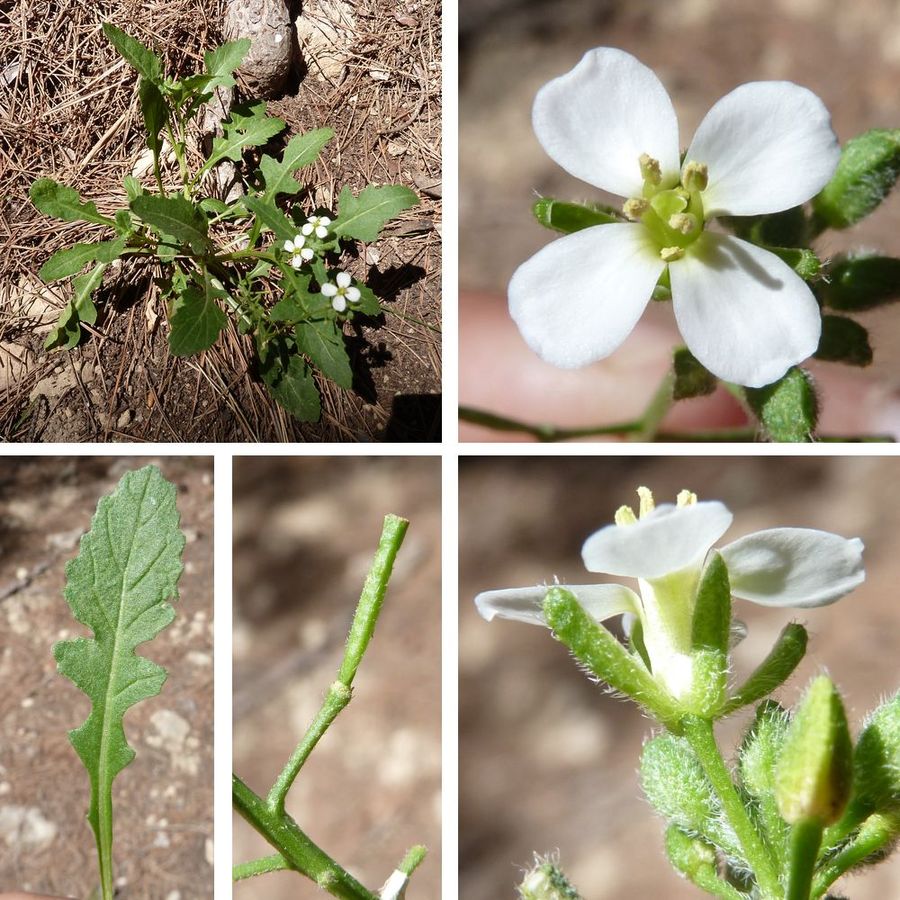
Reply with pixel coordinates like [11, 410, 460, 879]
[283, 235, 314, 267]
[509, 48, 841, 388]
[302, 215, 332, 239]
[475, 487, 864, 699]
[321, 270, 361, 312]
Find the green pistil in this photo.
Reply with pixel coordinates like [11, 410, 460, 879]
[629, 153, 708, 261]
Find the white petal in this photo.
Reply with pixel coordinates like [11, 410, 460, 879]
[582, 501, 733, 580]
[670, 233, 821, 388]
[686, 81, 840, 217]
[301, 223, 314, 235]
[319, 216, 332, 226]
[283, 239, 295, 252]
[508, 223, 664, 369]
[532, 47, 680, 198]
[474, 583, 640, 626]
[301, 248, 314, 260]
[345, 286, 361, 302]
[290, 256, 303, 269]
[332, 295, 347, 312]
[321, 283, 338, 297]
[316, 226, 329, 238]
[722, 529, 864, 608]
[336, 271, 352, 288]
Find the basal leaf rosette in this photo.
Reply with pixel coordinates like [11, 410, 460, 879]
[510, 48, 841, 388]
[475, 488, 864, 706]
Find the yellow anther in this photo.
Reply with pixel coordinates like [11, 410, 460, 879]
[668, 213, 697, 235]
[683, 161, 709, 193]
[676, 490, 698, 507]
[660, 246, 685, 262]
[637, 486, 655, 518]
[623, 198, 650, 221]
[615, 505, 638, 526]
[639, 153, 662, 186]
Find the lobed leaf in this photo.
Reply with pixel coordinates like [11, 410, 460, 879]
[131, 194, 211, 253]
[30, 178, 112, 227]
[259, 129, 334, 199]
[206, 102, 285, 169]
[257, 335, 322, 421]
[243, 194, 296, 242]
[45, 264, 107, 351]
[168, 280, 228, 356]
[333, 184, 418, 242]
[139, 78, 169, 158]
[39, 238, 126, 283]
[53, 466, 185, 897]
[294, 320, 353, 388]
[102, 23, 163, 84]
[203, 39, 252, 91]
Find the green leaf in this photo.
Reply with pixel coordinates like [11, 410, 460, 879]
[30, 178, 112, 227]
[532, 198, 620, 233]
[114, 209, 133, 235]
[131, 195, 211, 253]
[205, 102, 285, 169]
[39, 238, 126, 282]
[259, 128, 334, 199]
[814, 129, 900, 229]
[203, 39, 251, 90]
[138, 77, 168, 157]
[745, 367, 818, 442]
[45, 263, 107, 350]
[168, 280, 227, 356]
[721, 624, 808, 717]
[348, 281, 383, 317]
[673, 347, 717, 400]
[821, 254, 900, 311]
[122, 176, 143, 203]
[270, 272, 332, 321]
[333, 184, 418, 241]
[102, 23, 163, 84]
[765, 246, 821, 281]
[258, 336, 321, 421]
[52, 466, 184, 900]
[243, 194, 296, 242]
[295, 320, 352, 388]
[815, 315, 872, 367]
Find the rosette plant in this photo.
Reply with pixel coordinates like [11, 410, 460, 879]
[459, 48, 900, 442]
[475, 488, 900, 899]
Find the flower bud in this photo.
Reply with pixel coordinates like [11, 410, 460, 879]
[517, 857, 582, 900]
[851, 691, 900, 816]
[776, 676, 853, 825]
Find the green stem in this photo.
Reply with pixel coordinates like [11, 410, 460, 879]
[233, 852, 292, 881]
[458, 406, 643, 440]
[233, 775, 378, 900]
[98, 791, 113, 900]
[635, 370, 675, 441]
[682, 717, 782, 899]
[786, 819, 823, 900]
[812, 813, 897, 898]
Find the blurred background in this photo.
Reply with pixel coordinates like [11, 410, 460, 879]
[459, 0, 900, 439]
[460, 455, 900, 897]
[232, 457, 441, 899]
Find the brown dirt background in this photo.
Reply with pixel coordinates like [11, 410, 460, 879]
[0, 456, 214, 898]
[0, 0, 441, 442]
[232, 457, 441, 898]
[459, 0, 900, 439]
[460, 456, 900, 898]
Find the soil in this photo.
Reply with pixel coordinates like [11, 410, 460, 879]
[0, 0, 441, 443]
[0, 457, 214, 898]
[232, 456, 442, 899]
[459, 0, 900, 439]
[459, 456, 900, 899]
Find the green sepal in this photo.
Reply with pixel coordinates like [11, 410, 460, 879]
[821, 254, 900, 311]
[813, 129, 900, 229]
[745, 367, 818, 443]
[724, 205, 808, 248]
[846, 692, 900, 821]
[52, 466, 185, 900]
[673, 347, 717, 400]
[332, 184, 418, 242]
[517, 858, 583, 900]
[720, 623, 808, 716]
[738, 700, 791, 864]
[664, 827, 746, 900]
[685, 551, 730, 716]
[765, 246, 821, 281]
[541, 587, 679, 729]
[814, 315, 872, 367]
[775, 676, 853, 826]
[531, 198, 620, 234]
[102, 23, 163, 84]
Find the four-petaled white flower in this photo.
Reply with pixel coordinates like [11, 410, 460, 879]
[302, 215, 332, 239]
[475, 488, 864, 700]
[322, 270, 361, 312]
[509, 48, 841, 388]
[283, 235, 314, 268]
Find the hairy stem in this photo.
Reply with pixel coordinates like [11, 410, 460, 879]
[786, 819, 823, 900]
[812, 813, 897, 898]
[233, 852, 292, 881]
[682, 717, 781, 899]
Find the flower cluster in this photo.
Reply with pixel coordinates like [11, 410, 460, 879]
[510, 48, 841, 387]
